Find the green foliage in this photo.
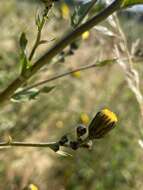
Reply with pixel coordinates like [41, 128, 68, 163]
[19, 32, 31, 74]
[19, 32, 28, 51]
[11, 86, 55, 102]
[122, 0, 143, 8]
[71, 0, 98, 28]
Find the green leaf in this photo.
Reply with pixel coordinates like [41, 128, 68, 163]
[122, 0, 143, 8]
[35, 13, 41, 30]
[40, 86, 56, 93]
[20, 52, 31, 75]
[19, 32, 30, 74]
[11, 88, 39, 102]
[19, 32, 28, 51]
[11, 86, 55, 102]
[71, 0, 98, 28]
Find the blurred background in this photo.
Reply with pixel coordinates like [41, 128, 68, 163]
[0, 0, 143, 189]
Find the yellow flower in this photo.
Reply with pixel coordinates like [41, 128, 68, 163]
[80, 113, 90, 125]
[56, 120, 64, 128]
[29, 184, 38, 190]
[101, 109, 118, 122]
[61, 3, 70, 19]
[82, 31, 90, 40]
[88, 108, 118, 139]
[71, 71, 81, 78]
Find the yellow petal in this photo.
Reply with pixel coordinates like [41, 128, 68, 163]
[61, 3, 70, 19]
[71, 71, 81, 78]
[80, 113, 90, 125]
[56, 120, 64, 128]
[101, 109, 118, 122]
[82, 31, 90, 40]
[29, 184, 38, 190]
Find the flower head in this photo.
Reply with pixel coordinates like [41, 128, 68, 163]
[80, 113, 90, 125]
[82, 31, 90, 40]
[71, 71, 81, 78]
[28, 184, 39, 190]
[61, 3, 70, 19]
[88, 108, 118, 139]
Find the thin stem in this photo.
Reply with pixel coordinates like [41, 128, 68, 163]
[15, 62, 100, 95]
[0, 141, 59, 151]
[28, 22, 44, 61]
[29, 8, 49, 61]
[0, 137, 91, 151]
[0, 0, 122, 104]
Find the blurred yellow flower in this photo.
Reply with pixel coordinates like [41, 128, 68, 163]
[61, 3, 70, 19]
[80, 113, 90, 125]
[71, 71, 81, 78]
[29, 184, 38, 190]
[56, 120, 64, 128]
[82, 31, 90, 40]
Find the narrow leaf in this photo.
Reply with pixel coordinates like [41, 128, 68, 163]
[122, 0, 143, 8]
[56, 150, 72, 157]
[71, 0, 97, 28]
[19, 32, 28, 51]
[40, 86, 56, 93]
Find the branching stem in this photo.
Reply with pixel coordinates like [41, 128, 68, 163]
[0, 0, 122, 104]
[15, 62, 101, 95]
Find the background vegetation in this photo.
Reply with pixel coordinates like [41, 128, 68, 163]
[0, 0, 143, 189]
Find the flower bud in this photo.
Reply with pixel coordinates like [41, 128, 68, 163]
[70, 141, 80, 150]
[88, 109, 118, 139]
[59, 135, 68, 145]
[70, 42, 79, 50]
[76, 124, 87, 137]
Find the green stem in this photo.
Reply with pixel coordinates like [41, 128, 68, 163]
[0, 0, 122, 104]
[29, 9, 49, 61]
[14, 62, 100, 95]
[0, 141, 59, 151]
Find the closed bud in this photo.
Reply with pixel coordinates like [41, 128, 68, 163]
[76, 124, 87, 137]
[59, 135, 68, 145]
[70, 141, 79, 150]
[70, 42, 79, 50]
[88, 109, 118, 139]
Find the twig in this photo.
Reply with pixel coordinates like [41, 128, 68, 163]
[14, 62, 101, 95]
[0, 141, 58, 149]
[29, 8, 50, 61]
[0, 0, 122, 104]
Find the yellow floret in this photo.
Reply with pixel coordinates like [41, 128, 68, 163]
[82, 31, 90, 40]
[101, 109, 118, 122]
[80, 113, 90, 125]
[29, 184, 39, 190]
[71, 71, 81, 78]
[61, 3, 70, 19]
